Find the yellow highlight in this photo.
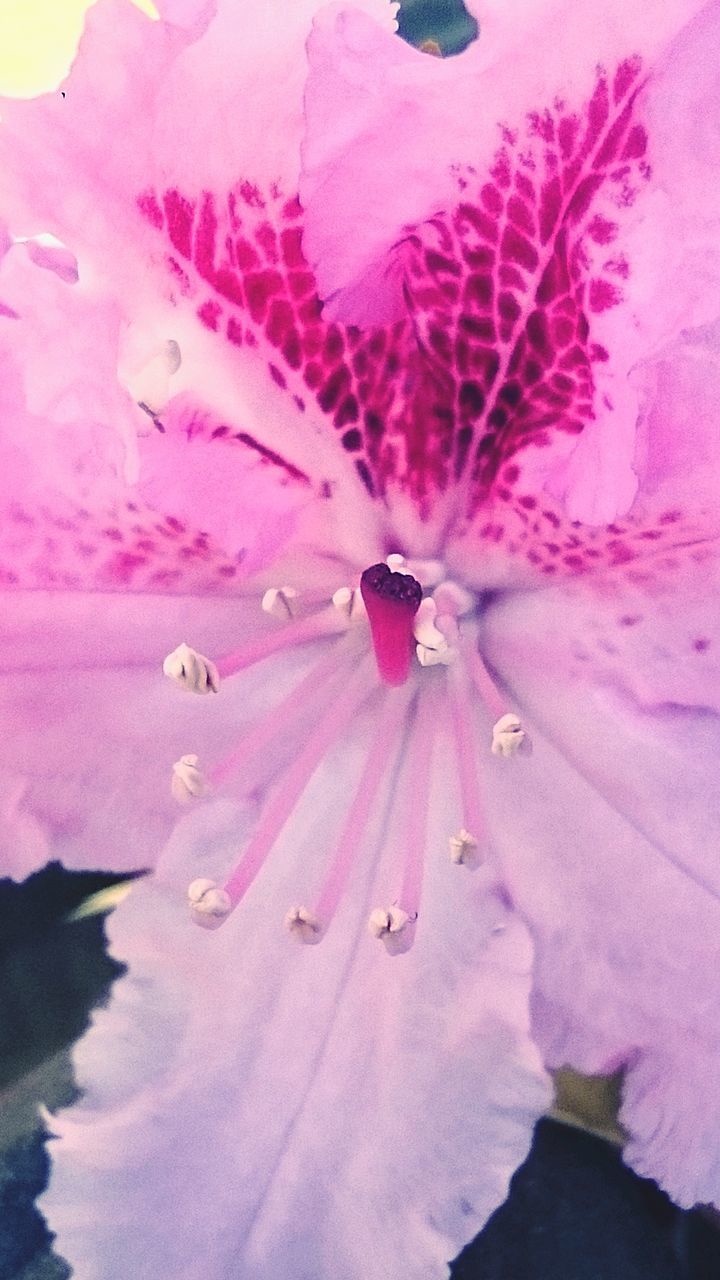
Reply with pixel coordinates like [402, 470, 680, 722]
[0, 0, 159, 99]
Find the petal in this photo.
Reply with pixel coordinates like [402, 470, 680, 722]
[0, 0, 400, 521]
[621, 1045, 720, 1209]
[443, 318, 720, 592]
[480, 569, 720, 1205]
[39, 728, 549, 1279]
[302, 0, 718, 524]
[0, 776, 51, 881]
[0, 590, 303, 876]
[0, 238, 340, 593]
[630, 321, 720, 522]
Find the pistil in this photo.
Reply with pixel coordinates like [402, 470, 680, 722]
[360, 562, 422, 686]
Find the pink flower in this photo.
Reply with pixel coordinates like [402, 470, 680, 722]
[1, 0, 720, 1273]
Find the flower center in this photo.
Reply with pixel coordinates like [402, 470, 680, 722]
[164, 554, 529, 953]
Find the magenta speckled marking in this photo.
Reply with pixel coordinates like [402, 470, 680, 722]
[124, 57, 716, 588]
[135, 58, 650, 520]
[401, 57, 650, 510]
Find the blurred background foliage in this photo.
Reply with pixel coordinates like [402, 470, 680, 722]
[398, 0, 478, 54]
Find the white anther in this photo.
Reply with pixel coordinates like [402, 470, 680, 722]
[414, 599, 455, 666]
[332, 585, 367, 623]
[368, 904, 410, 938]
[416, 643, 457, 667]
[386, 553, 446, 588]
[432, 580, 475, 618]
[491, 713, 530, 758]
[368, 905, 416, 954]
[261, 586, 298, 619]
[386, 552, 409, 573]
[163, 643, 219, 694]
[413, 597, 447, 650]
[187, 878, 232, 929]
[449, 829, 480, 867]
[284, 905, 322, 944]
[171, 754, 206, 804]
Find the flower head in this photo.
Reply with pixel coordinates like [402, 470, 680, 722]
[1, 0, 720, 1274]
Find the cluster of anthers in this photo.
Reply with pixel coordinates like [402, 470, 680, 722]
[162, 555, 529, 955]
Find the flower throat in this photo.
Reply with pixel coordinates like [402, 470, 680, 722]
[163, 556, 528, 954]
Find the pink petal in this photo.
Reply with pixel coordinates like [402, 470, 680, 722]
[153, 0, 217, 33]
[0, 239, 327, 593]
[621, 1045, 720, 1209]
[480, 556, 720, 1205]
[0, 0, 405, 514]
[39, 759, 549, 1278]
[441, 306, 720, 592]
[303, 0, 717, 523]
[1, 591, 297, 876]
[0, 776, 50, 880]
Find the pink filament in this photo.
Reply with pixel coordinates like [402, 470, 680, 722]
[221, 657, 375, 913]
[311, 685, 413, 929]
[215, 607, 348, 679]
[447, 660, 485, 844]
[210, 639, 356, 788]
[397, 686, 438, 921]
[464, 643, 507, 721]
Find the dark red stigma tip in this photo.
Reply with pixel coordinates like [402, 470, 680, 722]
[360, 563, 422, 686]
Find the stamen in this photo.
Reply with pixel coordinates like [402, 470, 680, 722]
[199, 656, 375, 925]
[386, 553, 410, 574]
[368, 685, 438, 954]
[447, 661, 485, 866]
[208, 640, 360, 790]
[432, 580, 475, 619]
[491, 712, 529, 758]
[163, 643, 219, 694]
[332, 585, 367, 623]
[215, 605, 349, 680]
[387, 553, 446, 587]
[360, 562, 422, 686]
[414, 597, 456, 667]
[261, 586, 298, 619]
[368, 904, 413, 943]
[171, 753, 206, 803]
[449, 829, 479, 866]
[465, 643, 530, 754]
[463, 644, 507, 720]
[187, 878, 232, 930]
[284, 905, 322, 943]
[289, 684, 413, 941]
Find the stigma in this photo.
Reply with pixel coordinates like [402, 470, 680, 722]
[162, 554, 531, 954]
[360, 562, 422, 686]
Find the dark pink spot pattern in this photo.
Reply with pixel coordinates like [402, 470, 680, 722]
[402, 57, 650, 507]
[140, 182, 406, 502]
[111, 56, 704, 590]
[134, 60, 650, 536]
[0, 496, 250, 594]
